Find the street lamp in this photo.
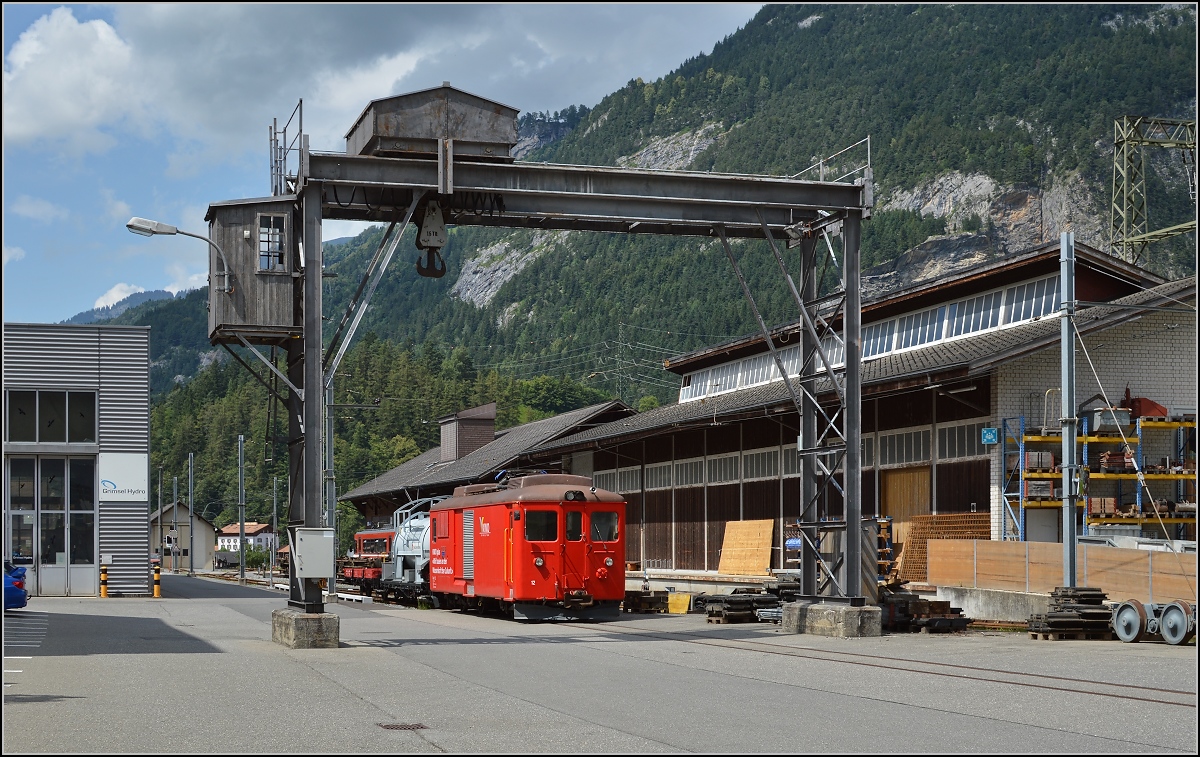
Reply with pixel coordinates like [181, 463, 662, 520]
[125, 216, 233, 293]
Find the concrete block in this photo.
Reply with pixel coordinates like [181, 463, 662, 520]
[935, 586, 1049, 623]
[272, 608, 340, 649]
[781, 601, 882, 637]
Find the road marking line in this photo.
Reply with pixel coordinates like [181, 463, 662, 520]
[4, 670, 23, 673]
[3, 657, 32, 659]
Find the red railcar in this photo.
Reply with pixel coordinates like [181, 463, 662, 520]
[340, 527, 393, 589]
[429, 473, 625, 620]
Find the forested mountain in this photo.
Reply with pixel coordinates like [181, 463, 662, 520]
[122, 3, 1194, 533]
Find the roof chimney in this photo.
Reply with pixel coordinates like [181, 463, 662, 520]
[439, 402, 497, 462]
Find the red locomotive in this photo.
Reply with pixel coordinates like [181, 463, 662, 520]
[429, 473, 626, 620]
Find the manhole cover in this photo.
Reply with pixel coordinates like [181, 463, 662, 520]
[377, 723, 427, 731]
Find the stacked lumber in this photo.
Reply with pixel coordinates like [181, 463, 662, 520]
[1028, 586, 1113, 640]
[705, 591, 781, 624]
[896, 513, 992, 584]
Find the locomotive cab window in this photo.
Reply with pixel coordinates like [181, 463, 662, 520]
[524, 510, 558, 542]
[566, 511, 583, 541]
[362, 538, 388, 554]
[591, 512, 619, 542]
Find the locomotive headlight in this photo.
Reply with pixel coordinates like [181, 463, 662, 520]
[604, 557, 614, 567]
[534, 557, 544, 567]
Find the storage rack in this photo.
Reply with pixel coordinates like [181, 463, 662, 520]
[1000, 414, 1196, 541]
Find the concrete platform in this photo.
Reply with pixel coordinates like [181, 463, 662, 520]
[781, 600, 882, 637]
[935, 586, 1051, 623]
[271, 607, 340, 648]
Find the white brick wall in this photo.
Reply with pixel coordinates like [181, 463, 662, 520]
[987, 307, 1197, 539]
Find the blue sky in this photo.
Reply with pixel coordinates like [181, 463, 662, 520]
[2, 3, 762, 323]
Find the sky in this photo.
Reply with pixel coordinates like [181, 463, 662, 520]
[2, 3, 763, 323]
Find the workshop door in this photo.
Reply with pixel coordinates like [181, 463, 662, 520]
[881, 467, 931, 555]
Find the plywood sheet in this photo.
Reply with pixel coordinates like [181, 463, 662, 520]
[1026, 541, 1063, 594]
[1148, 551, 1200, 603]
[716, 519, 774, 576]
[926, 539, 975, 586]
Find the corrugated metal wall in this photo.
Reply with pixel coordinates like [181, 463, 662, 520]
[99, 502, 151, 594]
[3, 324, 101, 387]
[100, 329, 151, 453]
[4, 324, 151, 594]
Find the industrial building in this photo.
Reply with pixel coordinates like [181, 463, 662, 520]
[342, 239, 1195, 587]
[3, 323, 152, 596]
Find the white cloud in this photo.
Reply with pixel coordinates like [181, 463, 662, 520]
[164, 265, 207, 295]
[95, 282, 145, 309]
[2, 7, 140, 153]
[4, 5, 761, 161]
[100, 188, 132, 225]
[11, 195, 69, 222]
[3, 245, 27, 267]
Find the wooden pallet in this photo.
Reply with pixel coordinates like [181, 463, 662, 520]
[1029, 631, 1115, 641]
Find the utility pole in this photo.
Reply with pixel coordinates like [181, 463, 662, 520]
[271, 475, 277, 584]
[1059, 232, 1078, 587]
[239, 434, 246, 585]
[157, 466, 163, 568]
[188, 453, 195, 576]
[325, 380, 337, 603]
[172, 477, 179, 573]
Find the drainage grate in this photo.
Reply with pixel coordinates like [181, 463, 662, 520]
[378, 723, 428, 731]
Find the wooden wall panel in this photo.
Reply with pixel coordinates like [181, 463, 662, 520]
[882, 466, 931, 550]
[706, 426, 741, 456]
[934, 378, 991, 424]
[595, 449, 617, 470]
[706, 484, 740, 572]
[782, 477, 802, 522]
[743, 480, 780, 570]
[643, 436, 673, 464]
[674, 488, 705, 571]
[973, 540, 1029, 592]
[877, 391, 932, 431]
[643, 490, 672, 569]
[624, 492, 643, 565]
[925, 540, 1198, 604]
[1081, 546, 1153, 601]
[674, 429, 705, 460]
[1026, 541, 1063, 593]
[936, 459, 990, 514]
[1147, 551, 1199, 603]
[741, 418, 780, 449]
[716, 520, 774, 576]
[925, 539, 976, 586]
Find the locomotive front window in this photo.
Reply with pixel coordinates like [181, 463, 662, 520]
[362, 538, 388, 554]
[566, 511, 583, 541]
[524, 510, 558, 541]
[591, 512, 619, 542]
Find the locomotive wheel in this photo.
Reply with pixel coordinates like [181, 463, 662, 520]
[1112, 600, 1147, 643]
[1159, 601, 1194, 646]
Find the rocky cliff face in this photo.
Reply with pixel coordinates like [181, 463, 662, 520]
[512, 119, 573, 160]
[449, 229, 569, 311]
[615, 123, 725, 170]
[880, 168, 1108, 255]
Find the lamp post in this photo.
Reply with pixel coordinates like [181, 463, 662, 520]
[125, 216, 233, 293]
[188, 453, 195, 576]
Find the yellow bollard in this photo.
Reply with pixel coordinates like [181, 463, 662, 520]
[153, 565, 161, 598]
[100, 564, 108, 598]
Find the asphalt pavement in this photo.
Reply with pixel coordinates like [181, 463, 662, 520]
[3, 574, 1196, 753]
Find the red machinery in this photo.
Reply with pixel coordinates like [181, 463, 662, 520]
[339, 527, 393, 591]
[429, 473, 626, 620]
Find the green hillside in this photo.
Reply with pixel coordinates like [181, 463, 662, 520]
[126, 3, 1195, 530]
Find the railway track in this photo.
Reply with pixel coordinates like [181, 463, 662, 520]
[358, 586, 1194, 709]
[558, 620, 1196, 709]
